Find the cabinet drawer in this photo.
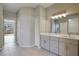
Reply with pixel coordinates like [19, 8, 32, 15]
[40, 35, 49, 39]
[50, 36, 59, 42]
[59, 38, 66, 43]
[66, 39, 78, 45]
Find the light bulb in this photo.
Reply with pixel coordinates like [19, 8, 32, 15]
[63, 14, 66, 17]
[51, 16, 55, 19]
[58, 15, 62, 18]
[54, 16, 58, 19]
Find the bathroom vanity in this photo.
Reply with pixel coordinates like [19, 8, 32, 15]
[40, 13, 79, 56]
[40, 33, 79, 56]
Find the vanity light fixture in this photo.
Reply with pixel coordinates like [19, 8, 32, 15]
[51, 11, 67, 19]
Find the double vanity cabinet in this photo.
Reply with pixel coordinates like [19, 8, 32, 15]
[40, 13, 79, 56]
[40, 34, 79, 56]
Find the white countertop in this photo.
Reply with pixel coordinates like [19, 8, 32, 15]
[40, 33, 79, 40]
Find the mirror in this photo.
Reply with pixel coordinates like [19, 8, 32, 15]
[67, 13, 79, 34]
[51, 20, 60, 33]
[50, 17, 68, 33]
[50, 13, 79, 34]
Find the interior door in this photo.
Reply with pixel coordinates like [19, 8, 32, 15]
[0, 6, 4, 48]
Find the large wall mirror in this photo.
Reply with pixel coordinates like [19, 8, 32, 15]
[50, 13, 79, 34]
[67, 13, 79, 34]
[51, 19, 60, 33]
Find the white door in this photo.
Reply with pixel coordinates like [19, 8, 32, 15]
[0, 6, 4, 48]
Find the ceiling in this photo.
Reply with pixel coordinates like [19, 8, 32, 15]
[0, 3, 53, 13]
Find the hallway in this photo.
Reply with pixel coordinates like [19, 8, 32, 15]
[0, 34, 50, 56]
[4, 34, 16, 47]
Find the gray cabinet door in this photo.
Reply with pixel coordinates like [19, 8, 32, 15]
[44, 37, 49, 51]
[59, 39, 66, 56]
[40, 35, 50, 51]
[40, 35, 45, 49]
[59, 39, 78, 56]
[0, 7, 3, 48]
[66, 39, 78, 56]
[66, 44, 78, 56]
[50, 36, 59, 55]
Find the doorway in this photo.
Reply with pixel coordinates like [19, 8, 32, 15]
[4, 19, 16, 47]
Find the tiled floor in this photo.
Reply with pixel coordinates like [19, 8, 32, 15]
[0, 34, 55, 56]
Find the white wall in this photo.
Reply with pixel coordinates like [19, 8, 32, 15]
[40, 6, 46, 33]
[34, 6, 40, 48]
[17, 7, 35, 47]
[34, 6, 46, 48]
[16, 6, 46, 47]
[4, 11, 16, 20]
